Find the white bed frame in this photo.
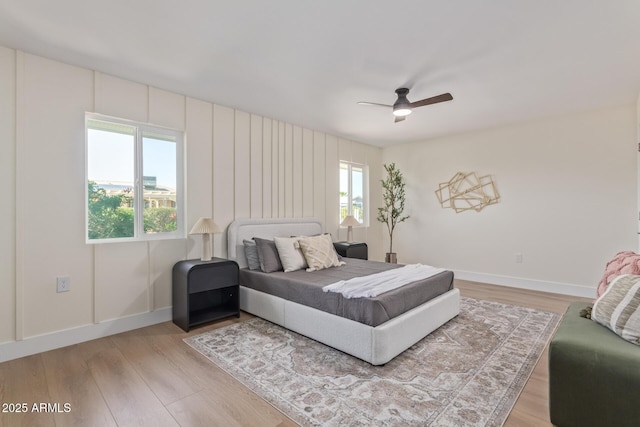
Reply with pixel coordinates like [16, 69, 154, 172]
[228, 218, 460, 365]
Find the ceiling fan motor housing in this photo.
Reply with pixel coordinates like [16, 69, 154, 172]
[393, 88, 412, 116]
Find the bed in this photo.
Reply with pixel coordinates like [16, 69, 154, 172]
[227, 218, 460, 365]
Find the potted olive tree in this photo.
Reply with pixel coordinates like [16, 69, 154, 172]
[376, 163, 409, 263]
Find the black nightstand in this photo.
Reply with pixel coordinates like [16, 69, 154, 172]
[172, 258, 240, 332]
[333, 241, 368, 260]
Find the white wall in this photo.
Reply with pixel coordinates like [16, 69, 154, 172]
[0, 47, 381, 359]
[381, 106, 637, 295]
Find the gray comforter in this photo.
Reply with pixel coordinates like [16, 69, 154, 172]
[239, 258, 454, 327]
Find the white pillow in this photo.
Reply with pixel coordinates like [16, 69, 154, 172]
[274, 236, 308, 272]
[297, 234, 345, 272]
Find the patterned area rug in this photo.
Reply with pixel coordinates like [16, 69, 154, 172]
[184, 297, 560, 426]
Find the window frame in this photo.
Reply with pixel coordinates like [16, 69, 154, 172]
[339, 160, 369, 226]
[85, 113, 185, 244]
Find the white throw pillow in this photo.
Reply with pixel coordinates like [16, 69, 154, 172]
[274, 236, 308, 272]
[297, 234, 345, 272]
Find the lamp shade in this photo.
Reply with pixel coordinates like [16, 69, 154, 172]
[189, 217, 222, 235]
[340, 215, 360, 227]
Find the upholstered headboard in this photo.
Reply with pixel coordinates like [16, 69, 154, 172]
[227, 218, 323, 268]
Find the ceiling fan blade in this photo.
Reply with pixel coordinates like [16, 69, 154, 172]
[357, 101, 393, 108]
[394, 116, 406, 123]
[410, 93, 453, 108]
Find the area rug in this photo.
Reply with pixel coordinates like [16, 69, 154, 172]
[184, 297, 560, 426]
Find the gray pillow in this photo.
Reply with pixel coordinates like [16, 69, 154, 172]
[243, 239, 261, 270]
[253, 237, 283, 273]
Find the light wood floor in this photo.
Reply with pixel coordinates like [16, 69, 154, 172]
[0, 280, 592, 427]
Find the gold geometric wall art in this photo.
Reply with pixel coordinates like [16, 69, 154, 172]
[435, 171, 500, 213]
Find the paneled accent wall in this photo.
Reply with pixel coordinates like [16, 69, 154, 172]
[0, 47, 382, 350]
[0, 46, 16, 344]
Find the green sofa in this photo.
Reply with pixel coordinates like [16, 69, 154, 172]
[549, 302, 640, 426]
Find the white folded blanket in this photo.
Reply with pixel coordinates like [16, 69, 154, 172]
[322, 263, 446, 299]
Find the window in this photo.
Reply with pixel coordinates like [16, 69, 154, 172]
[85, 114, 184, 242]
[340, 161, 367, 225]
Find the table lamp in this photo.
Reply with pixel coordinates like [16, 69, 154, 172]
[189, 217, 222, 261]
[340, 215, 360, 243]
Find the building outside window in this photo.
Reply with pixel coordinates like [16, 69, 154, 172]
[339, 161, 367, 225]
[85, 114, 184, 242]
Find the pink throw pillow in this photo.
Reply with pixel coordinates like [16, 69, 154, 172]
[596, 251, 640, 297]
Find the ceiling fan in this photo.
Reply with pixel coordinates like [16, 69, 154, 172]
[358, 88, 453, 123]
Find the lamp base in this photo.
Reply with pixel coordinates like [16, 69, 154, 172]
[201, 233, 212, 261]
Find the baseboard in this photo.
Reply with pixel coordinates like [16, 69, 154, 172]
[453, 270, 596, 299]
[0, 308, 172, 363]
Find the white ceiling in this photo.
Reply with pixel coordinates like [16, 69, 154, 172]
[1, 1, 640, 147]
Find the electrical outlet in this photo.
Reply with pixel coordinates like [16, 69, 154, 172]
[514, 253, 523, 263]
[56, 276, 70, 293]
